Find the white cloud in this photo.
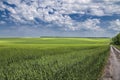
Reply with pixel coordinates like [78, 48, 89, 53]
[0, 21, 6, 24]
[109, 19, 120, 31]
[82, 19, 102, 31]
[90, 8, 105, 16]
[0, 0, 120, 32]
[63, 19, 103, 31]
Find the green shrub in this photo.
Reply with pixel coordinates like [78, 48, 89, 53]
[112, 33, 120, 45]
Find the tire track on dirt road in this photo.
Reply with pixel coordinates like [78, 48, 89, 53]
[101, 45, 120, 80]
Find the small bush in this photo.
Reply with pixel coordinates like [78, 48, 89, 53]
[112, 33, 120, 45]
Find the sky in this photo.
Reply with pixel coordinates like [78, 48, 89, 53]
[0, 0, 120, 37]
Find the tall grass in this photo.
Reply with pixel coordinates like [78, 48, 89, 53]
[0, 38, 110, 80]
[0, 45, 109, 80]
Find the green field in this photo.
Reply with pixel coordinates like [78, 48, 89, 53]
[0, 38, 110, 80]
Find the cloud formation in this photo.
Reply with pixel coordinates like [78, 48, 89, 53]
[109, 19, 120, 31]
[0, 0, 120, 37]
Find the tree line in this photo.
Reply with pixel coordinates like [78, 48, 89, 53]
[112, 33, 120, 45]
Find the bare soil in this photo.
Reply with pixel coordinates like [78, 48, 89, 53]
[100, 46, 120, 80]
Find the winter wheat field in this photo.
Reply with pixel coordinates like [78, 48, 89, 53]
[0, 0, 120, 80]
[0, 38, 110, 80]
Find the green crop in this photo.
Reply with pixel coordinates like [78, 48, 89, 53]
[0, 38, 110, 80]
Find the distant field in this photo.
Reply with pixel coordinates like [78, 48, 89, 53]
[0, 38, 110, 80]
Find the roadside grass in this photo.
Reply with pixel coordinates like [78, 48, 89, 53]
[114, 45, 120, 50]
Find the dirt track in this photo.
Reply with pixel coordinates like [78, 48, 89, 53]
[100, 46, 120, 80]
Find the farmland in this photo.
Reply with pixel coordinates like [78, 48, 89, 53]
[0, 38, 110, 80]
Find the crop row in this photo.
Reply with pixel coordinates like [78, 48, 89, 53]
[0, 45, 109, 80]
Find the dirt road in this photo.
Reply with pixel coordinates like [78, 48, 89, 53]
[101, 45, 120, 80]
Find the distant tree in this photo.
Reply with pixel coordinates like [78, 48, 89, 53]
[112, 33, 120, 45]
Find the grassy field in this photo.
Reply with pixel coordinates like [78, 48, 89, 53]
[0, 38, 110, 80]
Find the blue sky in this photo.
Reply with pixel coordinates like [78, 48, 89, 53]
[0, 0, 120, 37]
